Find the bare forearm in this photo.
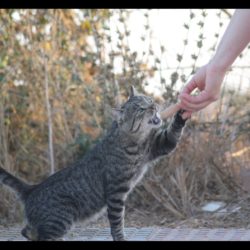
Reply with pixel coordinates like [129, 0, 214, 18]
[210, 9, 250, 72]
[179, 9, 250, 113]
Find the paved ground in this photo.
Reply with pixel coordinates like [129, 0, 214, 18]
[1, 225, 250, 241]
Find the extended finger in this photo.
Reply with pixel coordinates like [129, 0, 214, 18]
[179, 97, 211, 112]
[180, 78, 198, 95]
[180, 91, 212, 105]
[181, 111, 192, 120]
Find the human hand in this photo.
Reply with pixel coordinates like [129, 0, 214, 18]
[178, 63, 226, 117]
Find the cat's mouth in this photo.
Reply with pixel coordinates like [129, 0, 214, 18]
[148, 113, 162, 126]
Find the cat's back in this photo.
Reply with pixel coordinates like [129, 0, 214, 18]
[24, 124, 130, 219]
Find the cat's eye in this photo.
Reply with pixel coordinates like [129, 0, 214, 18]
[139, 107, 145, 113]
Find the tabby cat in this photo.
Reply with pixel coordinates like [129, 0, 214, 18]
[0, 86, 188, 241]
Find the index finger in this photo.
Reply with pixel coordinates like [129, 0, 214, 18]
[180, 90, 211, 105]
[180, 78, 198, 95]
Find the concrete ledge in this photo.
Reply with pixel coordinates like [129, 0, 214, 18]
[1, 226, 250, 241]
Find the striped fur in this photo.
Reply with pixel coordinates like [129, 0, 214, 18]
[0, 86, 188, 241]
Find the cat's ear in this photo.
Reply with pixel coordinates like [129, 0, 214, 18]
[111, 108, 123, 122]
[129, 85, 139, 98]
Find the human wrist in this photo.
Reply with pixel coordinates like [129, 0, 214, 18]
[207, 56, 229, 76]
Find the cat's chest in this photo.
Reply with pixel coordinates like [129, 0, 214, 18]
[130, 163, 149, 188]
[124, 142, 149, 170]
[123, 142, 149, 161]
[106, 143, 150, 189]
[125, 154, 149, 189]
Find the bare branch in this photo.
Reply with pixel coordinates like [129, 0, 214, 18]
[44, 55, 55, 175]
[221, 9, 233, 18]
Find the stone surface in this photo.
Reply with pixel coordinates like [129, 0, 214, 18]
[1, 225, 250, 241]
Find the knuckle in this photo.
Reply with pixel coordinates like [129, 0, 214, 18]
[210, 95, 219, 102]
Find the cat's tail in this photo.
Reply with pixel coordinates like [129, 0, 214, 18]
[0, 167, 33, 201]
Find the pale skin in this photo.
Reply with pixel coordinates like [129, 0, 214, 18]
[178, 9, 250, 119]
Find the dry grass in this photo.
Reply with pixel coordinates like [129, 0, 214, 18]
[126, 100, 250, 222]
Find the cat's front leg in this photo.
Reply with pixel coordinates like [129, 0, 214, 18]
[107, 197, 126, 241]
[171, 109, 187, 130]
[164, 109, 188, 146]
[149, 110, 188, 160]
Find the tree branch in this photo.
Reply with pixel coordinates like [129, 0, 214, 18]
[221, 9, 233, 18]
[44, 55, 55, 175]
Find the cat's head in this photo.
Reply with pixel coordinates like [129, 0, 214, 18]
[113, 86, 162, 139]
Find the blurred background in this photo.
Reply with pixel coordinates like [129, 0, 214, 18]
[0, 9, 249, 227]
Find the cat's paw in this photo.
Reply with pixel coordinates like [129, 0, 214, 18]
[174, 109, 188, 126]
[113, 237, 127, 241]
[112, 234, 126, 241]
